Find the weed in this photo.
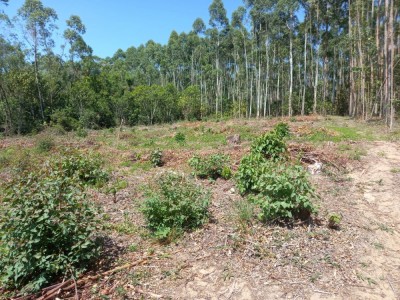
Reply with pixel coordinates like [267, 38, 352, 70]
[76, 127, 88, 138]
[377, 223, 394, 233]
[235, 200, 255, 227]
[36, 137, 54, 152]
[328, 213, 342, 229]
[150, 149, 163, 167]
[128, 244, 138, 252]
[174, 132, 186, 144]
[237, 124, 316, 221]
[373, 242, 384, 250]
[274, 122, 290, 139]
[310, 272, 321, 283]
[390, 168, 400, 173]
[141, 172, 210, 241]
[59, 150, 109, 187]
[188, 153, 231, 179]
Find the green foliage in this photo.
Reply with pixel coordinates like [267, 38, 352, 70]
[188, 153, 231, 179]
[36, 137, 55, 153]
[58, 150, 109, 187]
[174, 132, 186, 144]
[0, 159, 100, 292]
[150, 149, 163, 167]
[50, 109, 79, 131]
[141, 172, 210, 240]
[237, 125, 316, 222]
[274, 122, 290, 139]
[236, 153, 267, 194]
[250, 128, 288, 161]
[76, 127, 88, 138]
[179, 85, 201, 120]
[249, 163, 317, 221]
[328, 213, 342, 229]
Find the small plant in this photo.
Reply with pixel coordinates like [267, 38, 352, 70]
[150, 149, 163, 167]
[59, 150, 109, 187]
[390, 168, 400, 173]
[235, 200, 255, 226]
[174, 132, 186, 144]
[141, 172, 210, 240]
[328, 213, 342, 229]
[128, 244, 138, 252]
[76, 127, 88, 138]
[251, 132, 287, 161]
[249, 163, 317, 221]
[0, 160, 100, 293]
[236, 125, 316, 222]
[188, 153, 231, 180]
[274, 122, 290, 139]
[36, 137, 55, 152]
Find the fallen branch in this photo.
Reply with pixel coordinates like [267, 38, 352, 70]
[14, 257, 150, 300]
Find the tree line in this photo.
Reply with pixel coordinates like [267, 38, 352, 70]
[0, 0, 399, 134]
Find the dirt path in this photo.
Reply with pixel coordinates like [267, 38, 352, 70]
[349, 142, 400, 299]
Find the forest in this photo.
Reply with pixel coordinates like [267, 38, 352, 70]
[0, 0, 398, 135]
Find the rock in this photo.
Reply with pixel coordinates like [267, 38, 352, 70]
[307, 162, 323, 175]
[227, 134, 241, 145]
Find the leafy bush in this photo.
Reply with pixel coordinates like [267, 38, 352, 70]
[188, 153, 231, 179]
[0, 160, 100, 293]
[237, 124, 316, 222]
[250, 163, 317, 221]
[274, 122, 290, 139]
[251, 131, 287, 161]
[236, 153, 267, 194]
[76, 127, 88, 138]
[328, 213, 342, 229]
[141, 172, 210, 240]
[36, 137, 55, 153]
[174, 132, 186, 144]
[150, 149, 163, 167]
[50, 109, 79, 131]
[59, 150, 109, 187]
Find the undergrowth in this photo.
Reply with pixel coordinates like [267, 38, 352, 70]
[0, 152, 106, 294]
[141, 172, 210, 241]
[236, 123, 317, 222]
[188, 153, 231, 179]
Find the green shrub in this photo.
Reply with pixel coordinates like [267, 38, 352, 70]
[236, 153, 268, 194]
[76, 127, 88, 138]
[36, 137, 55, 153]
[174, 132, 186, 144]
[150, 149, 163, 167]
[59, 151, 109, 187]
[251, 132, 287, 161]
[236, 125, 316, 222]
[250, 163, 317, 221]
[188, 153, 231, 180]
[141, 172, 210, 240]
[274, 122, 290, 139]
[0, 162, 100, 293]
[328, 213, 342, 229]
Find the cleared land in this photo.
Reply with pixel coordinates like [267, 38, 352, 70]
[1, 116, 400, 299]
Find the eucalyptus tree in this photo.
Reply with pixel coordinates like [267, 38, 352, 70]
[208, 0, 229, 116]
[17, 0, 58, 121]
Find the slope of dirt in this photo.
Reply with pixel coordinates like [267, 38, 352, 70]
[348, 142, 400, 299]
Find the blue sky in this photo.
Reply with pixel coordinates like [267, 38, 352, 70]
[4, 0, 244, 58]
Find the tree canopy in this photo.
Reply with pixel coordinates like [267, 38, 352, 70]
[0, 0, 398, 134]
